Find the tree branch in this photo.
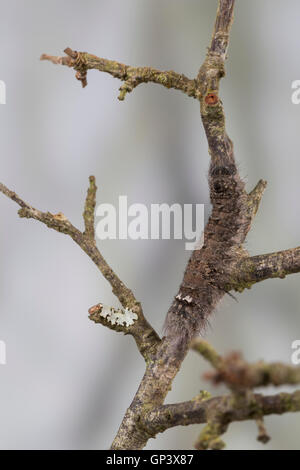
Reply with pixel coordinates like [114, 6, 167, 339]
[232, 247, 300, 292]
[3, 0, 298, 451]
[210, 356, 300, 389]
[142, 390, 300, 447]
[189, 339, 300, 447]
[40, 48, 199, 101]
[0, 179, 160, 361]
[192, 339, 300, 389]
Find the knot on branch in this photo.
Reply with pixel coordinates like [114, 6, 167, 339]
[67, 49, 89, 88]
[204, 92, 219, 106]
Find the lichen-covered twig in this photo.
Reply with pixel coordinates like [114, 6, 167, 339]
[41, 48, 198, 101]
[0, 179, 160, 361]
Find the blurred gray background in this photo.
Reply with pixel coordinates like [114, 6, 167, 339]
[0, 0, 299, 450]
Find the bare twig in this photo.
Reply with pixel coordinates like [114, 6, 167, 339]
[0, 179, 160, 361]
[41, 48, 198, 101]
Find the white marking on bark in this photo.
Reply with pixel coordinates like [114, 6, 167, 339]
[99, 305, 138, 327]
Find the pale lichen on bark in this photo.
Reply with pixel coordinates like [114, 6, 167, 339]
[89, 304, 138, 328]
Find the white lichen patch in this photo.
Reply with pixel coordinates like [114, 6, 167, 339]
[99, 305, 138, 327]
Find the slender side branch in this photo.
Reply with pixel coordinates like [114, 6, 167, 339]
[0, 180, 160, 361]
[232, 247, 300, 292]
[83, 175, 97, 239]
[247, 179, 267, 222]
[192, 339, 300, 389]
[41, 48, 199, 101]
[195, 419, 228, 450]
[256, 417, 271, 444]
[191, 339, 224, 370]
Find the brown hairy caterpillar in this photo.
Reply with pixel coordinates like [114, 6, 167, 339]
[164, 153, 248, 350]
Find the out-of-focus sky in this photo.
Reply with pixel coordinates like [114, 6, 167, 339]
[0, 0, 299, 450]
